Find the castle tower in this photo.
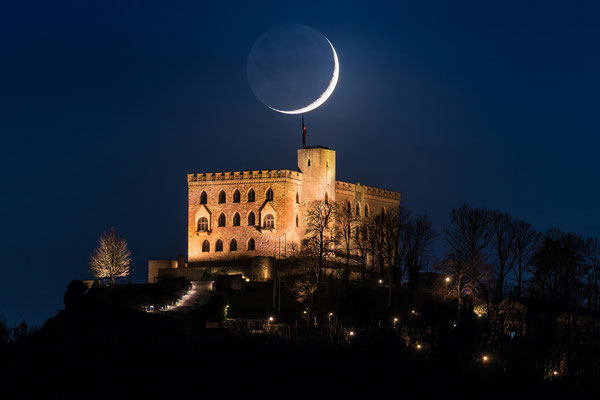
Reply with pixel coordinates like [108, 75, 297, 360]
[297, 147, 336, 204]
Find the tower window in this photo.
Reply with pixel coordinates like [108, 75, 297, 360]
[233, 212, 240, 226]
[202, 240, 210, 252]
[197, 217, 209, 232]
[218, 190, 226, 204]
[365, 204, 369, 217]
[296, 192, 300, 204]
[263, 214, 274, 229]
[327, 160, 329, 168]
[248, 238, 255, 251]
[215, 239, 223, 252]
[248, 211, 255, 226]
[324, 192, 329, 204]
[296, 214, 299, 227]
[230, 239, 237, 252]
[266, 188, 273, 201]
[218, 213, 226, 227]
[356, 203, 360, 216]
[247, 189, 255, 202]
[200, 191, 207, 204]
[233, 189, 240, 203]
[307, 159, 311, 167]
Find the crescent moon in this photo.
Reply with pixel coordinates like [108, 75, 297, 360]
[268, 37, 339, 115]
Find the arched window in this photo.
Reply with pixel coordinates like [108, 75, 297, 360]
[356, 203, 360, 216]
[200, 191, 207, 204]
[324, 192, 329, 204]
[202, 240, 210, 252]
[215, 239, 223, 252]
[355, 226, 360, 239]
[233, 212, 240, 226]
[230, 239, 237, 252]
[381, 207, 386, 216]
[247, 189, 255, 202]
[326, 160, 329, 168]
[347, 201, 352, 214]
[365, 204, 369, 217]
[296, 214, 299, 227]
[218, 213, 226, 227]
[296, 191, 300, 204]
[248, 212, 255, 226]
[266, 188, 273, 201]
[264, 214, 274, 229]
[233, 189, 240, 203]
[307, 159, 311, 167]
[248, 238, 255, 251]
[197, 217, 208, 232]
[218, 190, 226, 204]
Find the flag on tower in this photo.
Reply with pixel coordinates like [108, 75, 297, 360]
[302, 116, 307, 148]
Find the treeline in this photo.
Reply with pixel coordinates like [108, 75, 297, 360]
[288, 200, 600, 386]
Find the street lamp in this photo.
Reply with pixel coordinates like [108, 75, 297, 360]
[268, 316, 274, 325]
[328, 312, 334, 323]
[445, 276, 451, 283]
[393, 317, 398, 328]
[416, 344, 422, 350]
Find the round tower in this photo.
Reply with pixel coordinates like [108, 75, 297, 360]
[297, 147, 336, 204]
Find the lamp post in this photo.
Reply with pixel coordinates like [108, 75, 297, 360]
[328, 312, 334, 324]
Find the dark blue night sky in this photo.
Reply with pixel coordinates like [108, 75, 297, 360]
[1, 1, 599, 325]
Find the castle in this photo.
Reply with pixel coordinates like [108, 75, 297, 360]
[148, 146, 400, 282]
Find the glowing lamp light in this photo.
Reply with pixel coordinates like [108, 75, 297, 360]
[245, 278, 250, 282]
[553, 370, 558, 376]
[393, 318, 398, 322]
[482, 355, 489, 362]
[445, 277, 451, 283]
[303, 310, 307, 315]
[349, 331, 355, 336]
[269, 316, 274, 322]
[329, 312, 334, 316]
[416, 344, 422, 350]
[378, 279, 383, 284]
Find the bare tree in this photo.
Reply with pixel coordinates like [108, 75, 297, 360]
[338, 201, 359, 285]
[303, 200, 339, 280]
[489, 210, 518, 301]
[404, 213, 435, 296]
[89, 228, 132, 284]
[443, 205, 492, 320]
[353, 224, 372, 285]
[513, 219, 541, 297]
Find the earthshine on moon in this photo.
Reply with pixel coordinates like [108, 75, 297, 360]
[268, 37, 339, 115]
[247, 24, 340, 115]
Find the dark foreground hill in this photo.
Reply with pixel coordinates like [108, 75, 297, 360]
[1, 302, 583, 399]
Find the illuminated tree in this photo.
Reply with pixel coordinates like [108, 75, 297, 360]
[303, 200, 339, 280]
[89, 228, 132, 284]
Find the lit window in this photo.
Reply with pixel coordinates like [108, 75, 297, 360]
[200, 191, 207, 204]
[264, 214, 274, 229]
[233, 212, 240, 226]
[202, 240, 210, 252]
[218, 213, 226, 227]
[233, 189, 240, 203]
[197, 217, 208, 232]
[248, 211, 255, 226]
[266, 188, 273, 201]
[247, 189, 255, 202]
[248, 238, 255, 251]
[230, 239, 237, 252]
[215, 239, 223, 252]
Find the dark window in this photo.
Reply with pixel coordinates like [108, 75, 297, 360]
[307, 159, 311, 166]
[202, 240, 210, 252]
[296, 214, 299, 227]
[356, 203, 360, 216]
[248, 212, 255, 226]
[296, 192, 299, 204]
[233, 212, 240, 226]
[266, 188, 273, 201]
[218, 213, 226, 227]
[355, 226, 360, 239]
[230, 239, 237, 251]
[233, 189, 240, 203]
[248, 238, 255, 251]
[215, 239, 223, 252]
[247, 189, 255, 202]
[365, 204, 369, 217]
[197, 217, 208, 232]
[264, 214, 274, 229]
[218, 190, 226, 204]
[200, 191, 207, 204]
[324, 192, 329, 204]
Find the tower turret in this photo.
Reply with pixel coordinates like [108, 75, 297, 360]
[297, 147, 336, 204]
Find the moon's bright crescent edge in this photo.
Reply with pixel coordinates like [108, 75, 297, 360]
[268, 37, 339, 115]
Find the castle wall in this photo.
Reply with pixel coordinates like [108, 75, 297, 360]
[188, 170, 303, 264]
[335, 181, 401, 218]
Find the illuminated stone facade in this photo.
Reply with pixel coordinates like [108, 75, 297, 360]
[187, 147, 401, 267]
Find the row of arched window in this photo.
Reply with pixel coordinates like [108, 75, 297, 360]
[196, 212, 275, 231]
[202, 238, 255, 252]
[200, 188, 280, 204]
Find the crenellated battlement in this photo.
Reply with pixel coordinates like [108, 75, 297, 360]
[188, 169, 302, 183]
[336, 180, 401, 201]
